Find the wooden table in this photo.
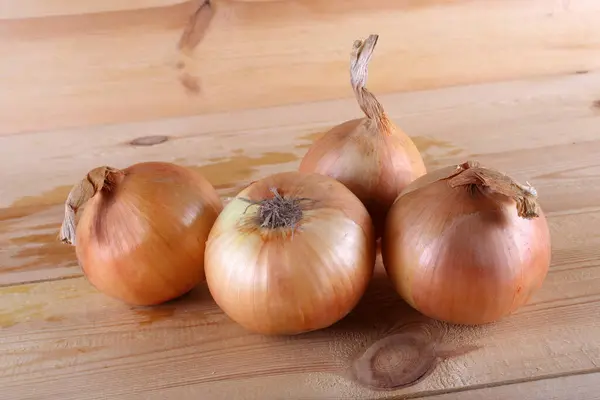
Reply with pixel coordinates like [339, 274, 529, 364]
[1, 1, 600, 399]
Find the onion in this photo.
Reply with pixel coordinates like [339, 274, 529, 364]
[59, 162, 223, 306]
[382, 161, 552, 325]
[299, 34, 426, 237]
[204, 171, 376, 335]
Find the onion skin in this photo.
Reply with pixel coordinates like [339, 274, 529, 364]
[204, 171, 376, 335]
[299, 34, 426, 237]
[382, 162, 552, 325]
[60, 162, 223, 306]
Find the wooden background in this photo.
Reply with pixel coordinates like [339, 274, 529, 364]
[1, 0, 600, 399]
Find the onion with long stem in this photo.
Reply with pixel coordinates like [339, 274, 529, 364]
[299, 34, 426, 237]
[59, 161, 223, 306]
[204, 171, 376, 335]
[382, 161, 552, 325]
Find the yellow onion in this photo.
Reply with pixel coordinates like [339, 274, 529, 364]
[382, 161, 552, 325]
[299, 34, 426, 237]
[204, 171, 376, 335]
[59, 162, 223, 306]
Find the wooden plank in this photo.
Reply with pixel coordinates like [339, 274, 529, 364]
[2, 2, 599, 398]
[2, 70, 599, 208]
[1, 71, 599, 286]
[1, 61, 599, 399]
[2, 143, 600, 397]
[125, 372, 600, 400]
[0, 73, 600, 285]
[1, 222, 599, 399]
[1, 0, 599, 134]
[420, 372, 600, 400]
[0, 0, 188, 19]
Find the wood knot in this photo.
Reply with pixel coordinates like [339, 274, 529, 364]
[351, 321, 441, 390]
[179, 72, 201, 95]
[178, 0, 213, 54]
[351, 321, 482, 390]
[129, 136, 169, 147]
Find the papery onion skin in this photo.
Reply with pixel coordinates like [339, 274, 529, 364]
[204, 171, 376, 335]
[382, 162, 552, 325]
[299, 34, 426, 237]
[60, 162, 223, 306]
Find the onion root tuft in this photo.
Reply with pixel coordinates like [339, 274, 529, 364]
[240, 188, 314, 229]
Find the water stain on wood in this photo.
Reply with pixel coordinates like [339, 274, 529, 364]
[186, 152, 299, 196]
[1, 188, 70, 236]
[2, 150, 295, 219]
[295, 131, 325, 149]
[135, 306, 177, 326]
[45, 315, 66, 323]
[0, 284, 33, 294]
[0, 303, 45, 328]
[411, 136, 455, 152]
[1, 152, 297, 276]
[129, 135, 169, 146]
[296, 131, 463, 166]
[411, 136, 463, 165]
[8, 229, 78, 274]
[8, 186, 72, 210]
[133, 285, 219, 326]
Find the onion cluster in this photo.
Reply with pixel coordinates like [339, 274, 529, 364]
[59, 34, 552, 336]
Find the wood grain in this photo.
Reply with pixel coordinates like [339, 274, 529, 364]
[421, 373, 600, 400]
[1, 71, 599, 286]
[0, 0, 189, 19]
[1, 256, 599, 399]
[1, 0, 600, 134]
[1, 69, 600, 398]
[2, 1, 600, 397]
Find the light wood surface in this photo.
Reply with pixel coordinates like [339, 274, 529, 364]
[2, 0, 600, 135]
[1, 1, 600, 399]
